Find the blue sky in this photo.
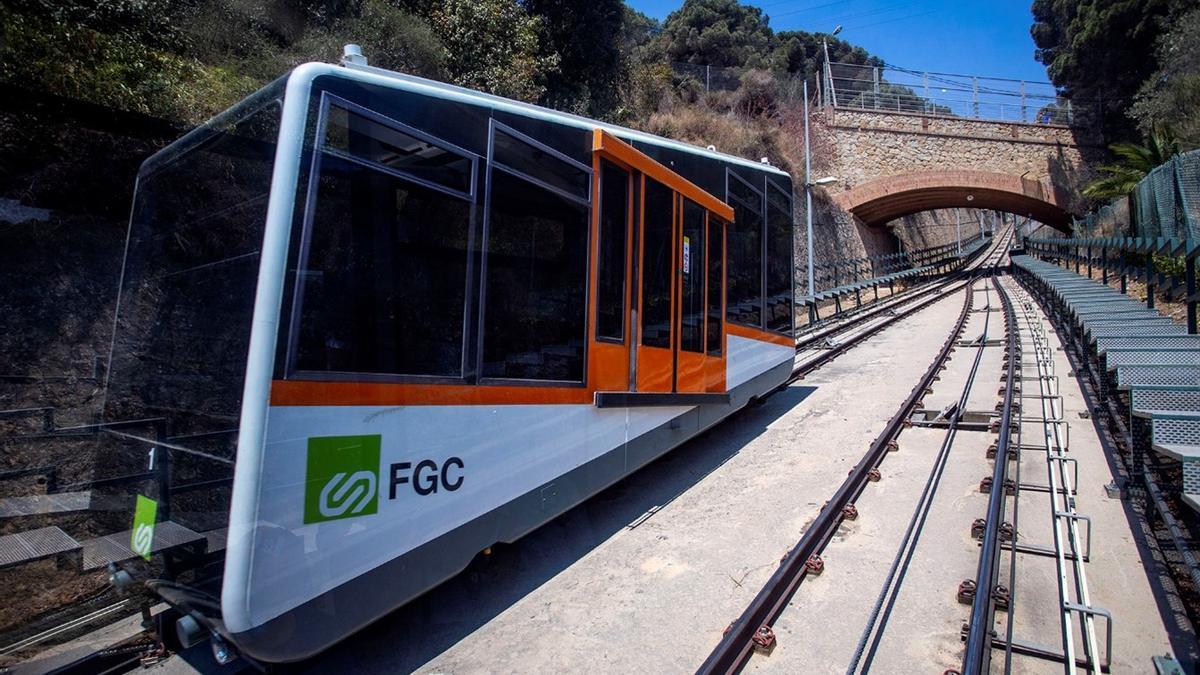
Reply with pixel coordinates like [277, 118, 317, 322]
[627, 0, 1051, 83]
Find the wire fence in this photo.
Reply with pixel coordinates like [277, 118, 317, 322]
[1071, 149, 1200, 240]
[1072, 200, 1128, 238]
[671, 62, 750, 94]
[1131, 149, 1200, 239]
[669, 60, 1085, 128]
[823, 61, 1076, 126]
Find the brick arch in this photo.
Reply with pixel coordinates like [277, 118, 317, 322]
[834, 170, 1074, 230]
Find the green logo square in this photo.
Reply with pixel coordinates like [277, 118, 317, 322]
[131, 494, 157, 561]
[303, 435, 381, 524]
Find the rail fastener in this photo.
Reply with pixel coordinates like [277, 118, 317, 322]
[957, 579, 977, 604]
[750, 626, 776, 654]
[867, 468, 882, 482]
[970, 518, 1015, 541]
[978, 477, 1015, 495]
[992, 584, 1011, 611]
[971, 518, 987, 539]
[842, 504, 860, 520]
[804, 555, 824, 575]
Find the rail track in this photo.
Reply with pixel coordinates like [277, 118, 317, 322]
[789, 227, 1016, 384]
[701, 229, 1018, 675]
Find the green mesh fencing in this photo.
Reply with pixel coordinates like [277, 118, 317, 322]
[1131, 149, 1200, 239]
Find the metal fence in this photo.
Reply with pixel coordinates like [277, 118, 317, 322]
[671, 62, 750, 94]
[1130, 149, 1200, 239]
[1072, 200, 1128, 237]
[670, 61, 811, 104]
[823, 61, 1074, 126]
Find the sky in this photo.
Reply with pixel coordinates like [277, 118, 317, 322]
[627, 0, 1052, 84]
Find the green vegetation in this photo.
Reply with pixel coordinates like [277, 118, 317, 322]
[1082, 133, 1179, 200]
[0, 0, 884, 125]
[0, 0, 910, 177]
[1129, 7, 1200, 151]
[1031, 0, 1197, 149]
[1033, 0, 1198, 209]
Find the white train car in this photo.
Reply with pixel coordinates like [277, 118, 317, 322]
[102, 54, 796, 661]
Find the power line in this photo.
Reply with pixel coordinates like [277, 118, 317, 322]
[839, 8, 940, 31]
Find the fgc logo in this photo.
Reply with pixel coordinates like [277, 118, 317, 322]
[303, 435, 464, 524]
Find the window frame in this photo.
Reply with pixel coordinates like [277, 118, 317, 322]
[706, 214, 726, 357]
[284, 92, 481, 383]
[595, 158, 631, 345]
[475, 118, 594, 387]
[724, 168, 767, 330]
[764, 178, 796, 336]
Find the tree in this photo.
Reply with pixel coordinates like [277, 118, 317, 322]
[524, 0, 625, 116]
[430, 0, 559, 102]
[773, 30, 879, 81]
[1129, 7, 1200, 151]
[1082, 132, 1178, 200]
[658, 0, 778, 69]
[1030, 0, 1189, 141]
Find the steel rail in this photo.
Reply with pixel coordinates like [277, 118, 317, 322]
[961, 272, 1019, 675]
[791, 228, 1015, 383]
[1016, 268, 1200, 600]
[795, 230, 1005, 354]
[1002, 292, 1030, 675]
[1024, 282, 1103, 672]
[846, 277, 999, 674]
[697, 260, 986, 675]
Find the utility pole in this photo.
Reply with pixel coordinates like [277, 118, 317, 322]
[956, 208, 962, 256]
[804, 79, 814, 296]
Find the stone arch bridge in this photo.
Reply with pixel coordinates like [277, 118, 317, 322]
[809, 107, 1102, 233]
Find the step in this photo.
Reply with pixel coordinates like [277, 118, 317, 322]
[1096, 336, 1200, 354]
[1131, 387, 1200, 419]
[1116, 366, 1200, 390]
[0, 491, 125, 519]
[80, 521, 206, 570]
[0, 526, 81, 570]
[1151, 415, 1200, 462]
[1106, 350, 1200, 371]
[1089, 324, 1188, 340]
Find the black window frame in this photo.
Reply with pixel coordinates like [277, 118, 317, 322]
[764, 177, 796, 336]
[639, 177, 675, 351]
[724, 168, 767, 330]
[285, 92, 481, 383]
[595, 159, 630, 344]
[679, 197, 706, 354]
[476, 118, 594, 386]
[706, 215, 725, 357]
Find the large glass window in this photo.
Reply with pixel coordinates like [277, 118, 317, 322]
[727, 173, 764, 327]
[766, 182, 795, 334]
[322, 100, 474, 196]
[680, 199, 705, 353]
[641, 179, 674, 349]
[707, 218, 725, 356]
[597, 160, 628, 342]
[482, 141, 590, 382]
[492, 125, 590, 200]
[292, 100, 475, 377]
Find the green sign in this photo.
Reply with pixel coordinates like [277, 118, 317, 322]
[131, 494, 158, 561]
[303, 435, 381, 524]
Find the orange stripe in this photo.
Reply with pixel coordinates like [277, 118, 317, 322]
[593, 129, 735, 222]
[726, 322, 795, 348]
[270, 380, 594, 407]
